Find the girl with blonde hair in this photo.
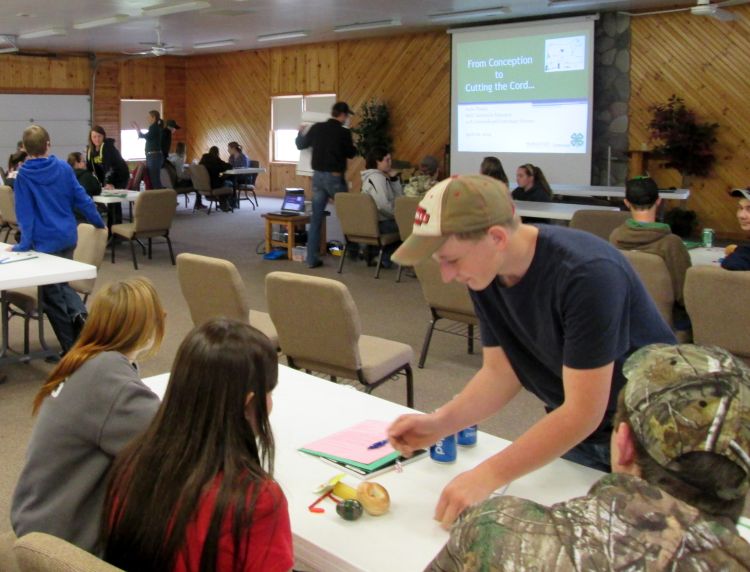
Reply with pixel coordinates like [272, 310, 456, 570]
[11, 278, 166, 555]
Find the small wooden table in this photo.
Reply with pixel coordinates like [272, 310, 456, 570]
[262, 213, 326, 259]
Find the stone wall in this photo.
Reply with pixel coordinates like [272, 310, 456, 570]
[592, 13, 631, 186]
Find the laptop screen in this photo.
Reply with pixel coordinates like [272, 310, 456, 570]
[281, 191, 306, 214]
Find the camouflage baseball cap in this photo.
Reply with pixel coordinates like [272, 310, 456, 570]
[391, 175, 516, 267]
[623, 344, 750, 497]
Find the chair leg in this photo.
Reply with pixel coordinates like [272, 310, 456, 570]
[252, 189, 259, 208]
[111, 237, 116, 263]
[467, 324, 474, 354]
[3, 227, 10, 242]
[23, 315, 30, 355]
[129, 240, 139, 270]
[330, 375, 337, 382]
[165, 233, 176, 265]
[418, 311, 440, 368]
[396, 264, 403, 283]
[148, 238, 152, 259]
[404, 364, 414, 408]
[338, 242, 348, 274]
[374, 247, 384, 279]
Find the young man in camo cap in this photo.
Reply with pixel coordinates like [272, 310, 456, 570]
[428, 344, 750, 570]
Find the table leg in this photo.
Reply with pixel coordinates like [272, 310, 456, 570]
[265, 218, 272, 254]
[287, 220, 295, 260]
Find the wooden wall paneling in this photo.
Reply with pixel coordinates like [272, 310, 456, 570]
[304, 42, 338, 94]
[92, 59, 120, 147]
[185, 51, 271, 193]
[163, 57, 187, 149]
[0, 54, 89, 92]
[630, 7, 750, 237]
[119, 58, 165, 100]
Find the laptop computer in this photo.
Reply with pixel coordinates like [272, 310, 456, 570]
[271, 189, 306, 216]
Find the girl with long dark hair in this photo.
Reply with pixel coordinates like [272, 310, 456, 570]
[102, 319, 293, 572]
[86, 125, 130, 190]
[512, 163, 553, 202]
[11, 278, 165, 554]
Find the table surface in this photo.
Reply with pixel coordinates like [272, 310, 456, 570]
[143, 366, 601, 572]
[224, 167, 267, 175]
[689, 246, 724, 267]
[551, 184, 690, 200]
[514, 200, 621, 221]
[93, 190, 140, 205]
[0, 245, 96, 290]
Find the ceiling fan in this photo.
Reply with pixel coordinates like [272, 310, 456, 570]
[123, 26, 182, 56]
[621, 0, 748, 21]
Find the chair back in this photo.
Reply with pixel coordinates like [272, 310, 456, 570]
[684, 266, 750, 359]
[69, 224, 108, 295]
[160, 163, 177, 188]
[621, 250, 674, 327]
[266, 271, 361, 372]
[177, 253, 249, 325]
[127, 162, 145, 190]
[133, 188, 177, 233]
[414, 259, 478, 323]
[14, 532, 123, 572]
[188, 163, 211, 192]
[569, 210, 630, 241]
[0, 186, 18, 226]
[394, 195, 420, 241]
[247, 160, 260, 186]
[336, 192, 380, 241]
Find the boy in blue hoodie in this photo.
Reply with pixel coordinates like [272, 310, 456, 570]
[9, 124, 105, 353]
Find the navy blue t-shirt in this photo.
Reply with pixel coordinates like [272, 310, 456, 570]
[721, 244, 750, 271]
[470, 225, 676, 443]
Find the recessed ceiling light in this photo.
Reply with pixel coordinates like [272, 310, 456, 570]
[257, 30, 308, 43]
[18, 28, 67, 40]
[73, 14, 130, 30]
[141, 1, 211, 17]
[334, 19, 402, 33]
[193, 39, 237, 49]
[428, 7, 510, 22]
[16, 13, 35, 18]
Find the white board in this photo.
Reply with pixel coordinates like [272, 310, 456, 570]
[0, 94, 90, 165]
[295, 111, 333, 177]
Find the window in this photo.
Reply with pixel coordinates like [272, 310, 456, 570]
[120, 99, 162, 161]
[272, 94, 335, 163]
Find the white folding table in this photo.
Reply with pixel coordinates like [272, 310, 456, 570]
[552, 184, 690, 201]
[144, 366, 602, 572]
[514, 200, 621, 221]
[689, 246, 724, 267]
[222, 167, 267, 210]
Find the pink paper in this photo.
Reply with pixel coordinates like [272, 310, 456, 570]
[302, 420, 395, 464]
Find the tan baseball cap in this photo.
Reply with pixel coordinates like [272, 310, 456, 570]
[392, 175, 515, 267]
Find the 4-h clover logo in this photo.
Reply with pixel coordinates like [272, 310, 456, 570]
[570, 133, 584, 147]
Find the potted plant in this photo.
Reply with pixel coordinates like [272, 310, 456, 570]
[352, 99, 392, 158]
[648, 95, 719, 182]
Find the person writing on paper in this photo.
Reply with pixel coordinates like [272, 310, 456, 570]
[428, 344, 750, 570]
[8, 124, 105, 354]
[387, 175, 675, 528]
[722, 188, 750, 271]
[295, 101, 357, 268]
[11, 278, 165, 555]
[102, 320, 293, 572]
[404, 155, 439, 199]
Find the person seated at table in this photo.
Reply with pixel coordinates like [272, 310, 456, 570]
[11, 278, 165, 556]
[102, 319, 293, 572]
[404, 155, 439, 199]
[8, 124, 105, 354]
[167, 142, 204, 209]
[479, 156, 508, 185]
[200, 145, 232, 212]
[67, 152, 102, 198]
[86, 125, 130, 190]
[4, 149, 27, 189]
[512, 163, 552, 203]
[610, 176, 691, 323]
[722, 188, 750, 271]
[226, 141, 252, 207]
[361, 147, 404, 268]
[428, 344, 750, 571]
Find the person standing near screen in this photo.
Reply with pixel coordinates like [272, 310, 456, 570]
[295, 101, 357, 269]
[387, 175, 676, 528]
[131, 110, 163, 189]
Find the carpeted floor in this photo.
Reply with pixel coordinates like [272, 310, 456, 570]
[0, 194, 547, 533]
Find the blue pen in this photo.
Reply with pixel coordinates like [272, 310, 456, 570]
[367, 439, 389, 450]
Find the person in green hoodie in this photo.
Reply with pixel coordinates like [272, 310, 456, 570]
[610, 176, 691, 312]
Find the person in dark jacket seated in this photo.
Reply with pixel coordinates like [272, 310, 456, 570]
[513, 163, 552, 224]
[199, 146, 232, 212]
[722, 188, 750, 271]
[5, 150, 27, 189]
[68, 152, 101, 198]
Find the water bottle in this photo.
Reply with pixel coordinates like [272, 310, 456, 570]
[430, 434, 457, 463]
[139, 180, 145, 192]
[457, 425, 478, 447]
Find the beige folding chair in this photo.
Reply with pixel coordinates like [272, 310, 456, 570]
[111, 189, 177, 270]
[2, 224, 107, 355]
[177, 253, 278, 348]
[335, 192, 400, 279]
[160, 165, 193, 208]
[569, 210, 630, 241]
[0, 185, 19, 242]
[0, 531, 19, 572]
[266, 271, 414, 406]
[394, 195, 420, 282]
[14, 533, 122, 572]
[188, 164, 233, 215]
[413, 259, 480, 368]
[684, 266, 750, 361]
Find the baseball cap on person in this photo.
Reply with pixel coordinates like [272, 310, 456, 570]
[331, 101, 354, 116]
[625, 176, 659, 207]
[391, 175, 516, 267]
[730, 188, 750, 201]
[622, 344, 750, 498]
[165, 119, 180, 129]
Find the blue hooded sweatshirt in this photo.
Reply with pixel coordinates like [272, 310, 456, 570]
[12, 155, 104, 254]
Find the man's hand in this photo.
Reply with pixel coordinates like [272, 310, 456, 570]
[434, 464, 500, 529]
[3, 244, 13, 251]
[387, 413, 443, 457]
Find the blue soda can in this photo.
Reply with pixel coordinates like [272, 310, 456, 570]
[430, 434, 457, 463]
[457, 425, 478, 447]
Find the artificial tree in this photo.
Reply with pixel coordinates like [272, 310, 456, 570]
[351, 99, 392, 158]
